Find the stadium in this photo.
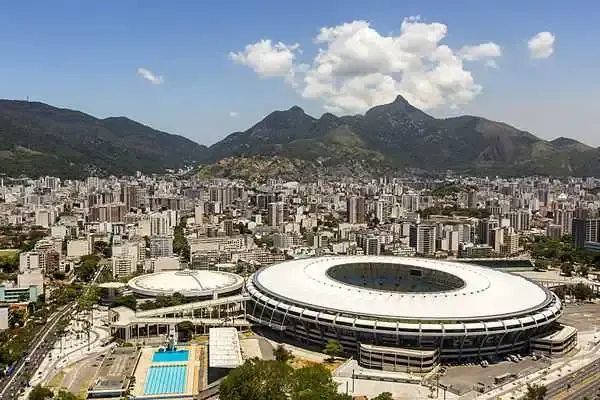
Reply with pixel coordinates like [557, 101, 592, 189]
[128, 269, 244, 298]
[245, 256, 577, 371]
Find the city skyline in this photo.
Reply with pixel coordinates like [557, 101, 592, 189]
[0, 1, 599, 146]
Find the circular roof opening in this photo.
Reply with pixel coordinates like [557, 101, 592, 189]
[326, 262, 466, 293]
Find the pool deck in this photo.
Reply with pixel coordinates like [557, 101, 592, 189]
[133, 345, 206, 399]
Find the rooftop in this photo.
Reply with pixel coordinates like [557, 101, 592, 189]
[88, 347, 139, 395]
[252, 256, 553, 321]
[128, 269, 244, 297]
[208, 327, 243, 369]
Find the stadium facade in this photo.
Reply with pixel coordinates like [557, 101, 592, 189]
[245, 256, 577, 371]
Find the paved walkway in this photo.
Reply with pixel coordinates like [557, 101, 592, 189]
[21, 311, 113, 399]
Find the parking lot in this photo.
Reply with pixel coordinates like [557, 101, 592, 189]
[438, 357, 550, 395]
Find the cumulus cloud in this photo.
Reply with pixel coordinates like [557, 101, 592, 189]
[136, 67, 163, 84]
[229, 39, 301, 84]
[230, 17, 503, 114]
[459, 42, 502, 68]
[527, 32, 555, 59]
[229, 111, 240, 118]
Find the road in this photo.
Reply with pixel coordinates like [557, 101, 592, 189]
[0, 261, 106, 399]
[546, 360, 600, 399]
[0, 303, 74, 399]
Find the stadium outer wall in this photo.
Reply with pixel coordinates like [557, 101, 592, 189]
[244, 256, 570, 372]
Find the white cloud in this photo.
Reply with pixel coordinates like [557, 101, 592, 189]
[527, 32, 555, 59]
[229, 111, 240, 118]
[231, 17, 501, 114]
[136, 67, 163, 84]
[459, 42, 502, 68]
[229, 39, 301, 84]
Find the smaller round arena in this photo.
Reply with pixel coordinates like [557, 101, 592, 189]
[128, 269, 244, 298]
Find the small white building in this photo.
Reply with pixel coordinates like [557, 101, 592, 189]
[0, 308, 9, 331]
[18, 269, 44, 294]
[67, 239, 90, 258]
[19, 251, 40, 272]
[144, 256, 180, 273]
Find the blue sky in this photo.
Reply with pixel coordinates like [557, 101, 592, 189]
[0, 1, 598, 146]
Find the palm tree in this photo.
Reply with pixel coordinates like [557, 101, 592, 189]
[523, 383, 547, 400]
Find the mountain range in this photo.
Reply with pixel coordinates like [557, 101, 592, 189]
[0, 97, 599, 178]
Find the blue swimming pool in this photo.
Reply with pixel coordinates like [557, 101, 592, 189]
[144, 365, 187, 395]
[152, 349, 189, 363]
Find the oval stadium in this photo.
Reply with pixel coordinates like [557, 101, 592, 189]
[246, 256, 576, 371]
[128, 269, 244, 298]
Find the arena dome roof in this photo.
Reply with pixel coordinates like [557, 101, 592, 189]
[128, 269, 244, 298]
[250, 256, 553, 321]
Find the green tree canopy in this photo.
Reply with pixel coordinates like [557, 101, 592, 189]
[29, 385, 53, 400]
[219, 359, 351, 400]
[111, 295, 137, 310]
[273, 344, 294, 362]
[75, 255, 100, 282]
[54, 390, 84, 400]
[523, 383, 547, 400]
[323, 339, 344, 361]
[372, 393, 394, 400]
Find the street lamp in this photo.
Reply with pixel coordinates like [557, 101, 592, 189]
[439, 383, 448, 400]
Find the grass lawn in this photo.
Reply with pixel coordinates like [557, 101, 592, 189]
[290, 357, 344, 371]
[0, 248, 19, 257]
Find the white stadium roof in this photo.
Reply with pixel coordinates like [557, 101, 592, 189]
[128, 269, 244, 297]
[252, 256, 551, 321]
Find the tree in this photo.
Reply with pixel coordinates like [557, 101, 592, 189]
[372, 393, 394, 400]
[112, 295, 137, 310]
[29, 385, 53, 400]
[173, 219, 190, 260]
[560, 263, 574, 277]
[75, 255, 100, 282]
[572, 282, 594, 301]
[533, 259, 549, 271]
[54, 390, 84, 400]
[323, 339, 344, 361]
[523, 383, 547, 400]
[553, 286, 566, 300]
[290, 364, 346, 400]
[273, 344, 293, 362]
[220, 358, 292, 400]
[93, 240, 110, 257]
[219, 359, 350, 400]
[78, 287, 101, 311]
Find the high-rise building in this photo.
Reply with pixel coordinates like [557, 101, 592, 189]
[195, 202, 205, 224]
[409, 223, 436, 256]
[122, 183, 140, 210]
[150, 236, 174, 258]
[546, 224, 563, 240]
[467, 190, 477, 209]
[572, 218, 600, 248]
[150, 212, 169, 236]
[477, 217, 499, 245]
[224, 219, 234, 236]
[267, 202, 285, 227]
[346, 196, 366, 224]
[554, 209, 574, 235]
[489, 227, 504, 254]
[501, 227, 519, 256]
